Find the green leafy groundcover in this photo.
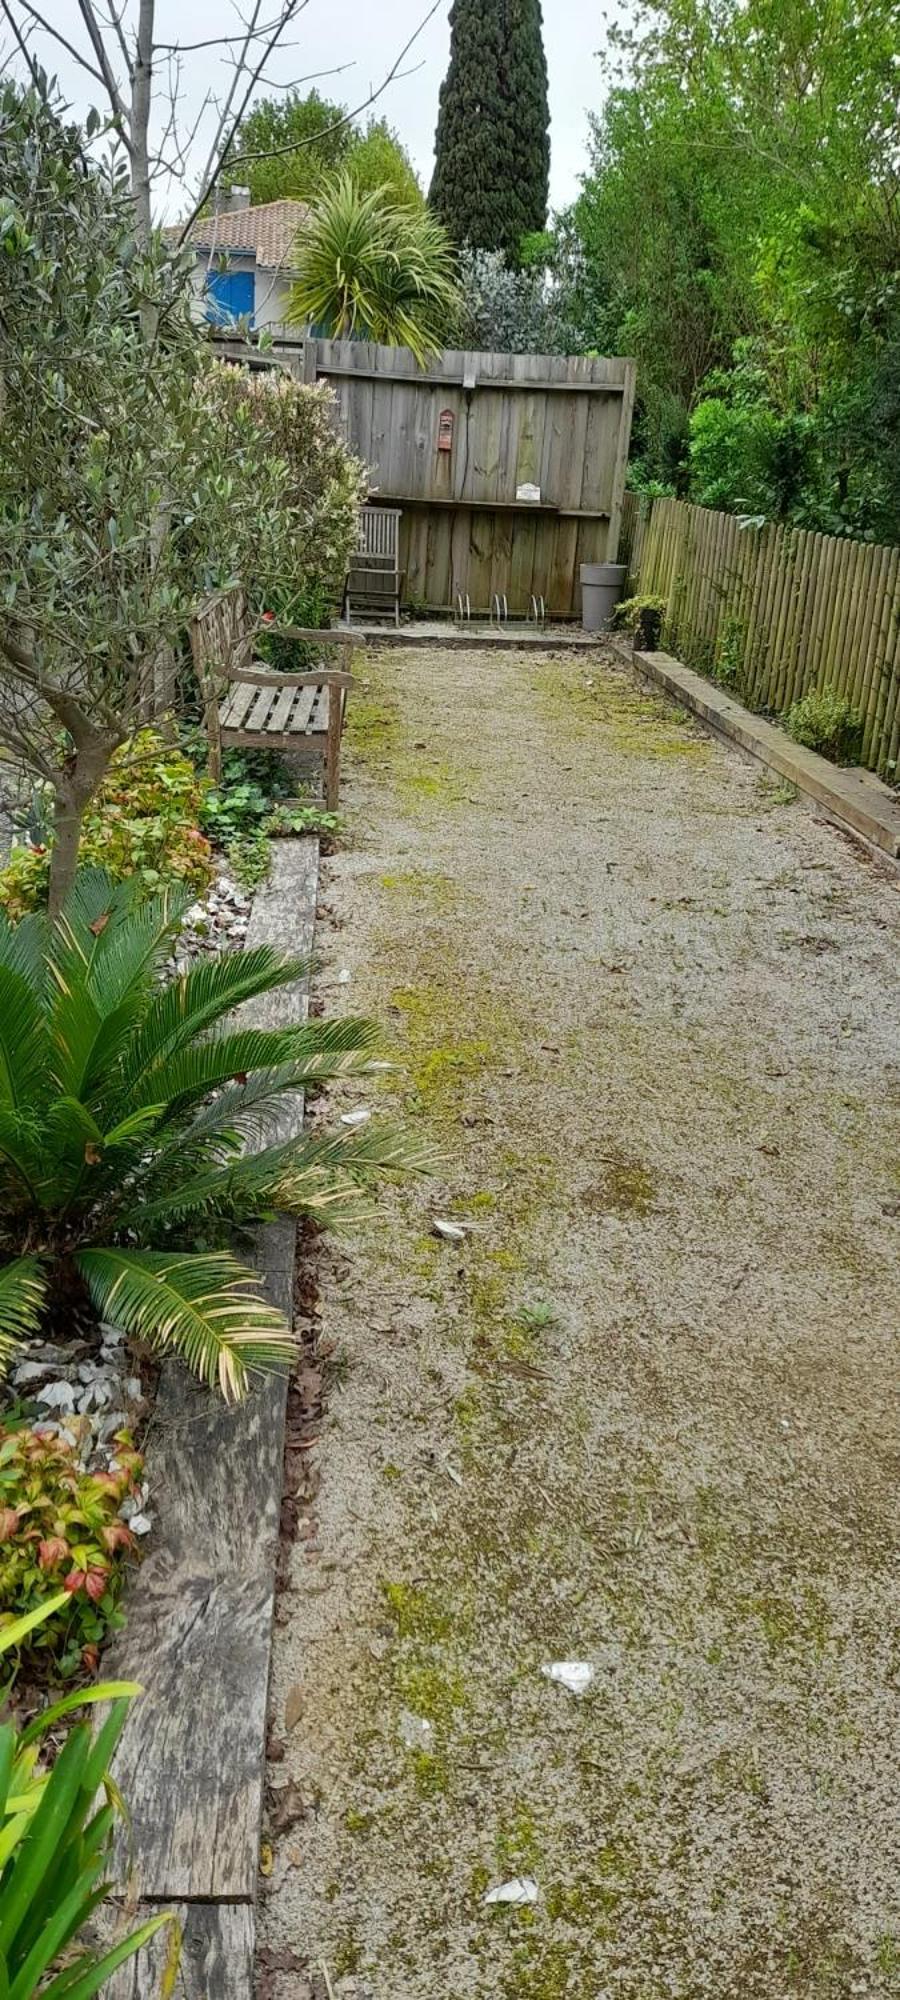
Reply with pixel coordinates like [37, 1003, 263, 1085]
[0, 731, 213, 921]
[195, 743, 340, 891]
[0, 1424, 143, 1677]
[0, 867, 430, 1404]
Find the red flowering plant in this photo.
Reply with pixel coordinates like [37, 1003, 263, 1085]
[0, 1424, 143, 1679]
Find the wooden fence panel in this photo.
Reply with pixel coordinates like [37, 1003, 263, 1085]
[295, 338, 635, 617]
[634, 495, 900, 778]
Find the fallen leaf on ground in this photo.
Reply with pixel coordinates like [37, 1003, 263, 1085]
[284, 1685, 304, 1732]
[270, 1780, 307, 1834]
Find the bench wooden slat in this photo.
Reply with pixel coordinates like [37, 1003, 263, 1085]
[219, 681, 259, 731]
[307, 686, 329, 735]
[246, 685, 276, 732]
[266, 682, 299, 734]
[283, 685, 318, 734]
[218, 667, 354, 689]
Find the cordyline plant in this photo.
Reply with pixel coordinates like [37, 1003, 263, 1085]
[0, 83, 352, 914]
[0, 870, 427, 1402]
[288, 172, 460, 365]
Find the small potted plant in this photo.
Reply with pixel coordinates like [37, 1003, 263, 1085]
[613, 594, 667, 651]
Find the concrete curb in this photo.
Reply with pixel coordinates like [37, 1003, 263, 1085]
[358, 621, 603, 653]
[618, 641, 900, 860]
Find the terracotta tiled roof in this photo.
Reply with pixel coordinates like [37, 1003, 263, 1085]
[173, 198, 308, 271]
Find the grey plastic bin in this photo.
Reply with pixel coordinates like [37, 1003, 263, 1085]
[580, 562, 626, 631]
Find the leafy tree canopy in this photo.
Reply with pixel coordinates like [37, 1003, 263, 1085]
[561, 0, 900, 537]
[0, 82, 357, 906]
[230, 91, 424, 208]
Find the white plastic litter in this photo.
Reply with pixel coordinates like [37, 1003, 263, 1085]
[484, 1878, 540, 1907]
[432, 1218, 467, 1242]
[336, 968, 352, 985]
[340, 1107, 372, 1127]
[398, 1709, 435, 1752]
[541, 1660, 595, 1696]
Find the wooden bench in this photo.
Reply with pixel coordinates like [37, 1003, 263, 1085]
[191, 588, 359, 808]
[344, 504, 403, 626]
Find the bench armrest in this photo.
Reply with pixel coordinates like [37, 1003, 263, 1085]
[218, 666, 354, 689]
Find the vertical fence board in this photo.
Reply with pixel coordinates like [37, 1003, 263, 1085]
[865, 549, 900, 767]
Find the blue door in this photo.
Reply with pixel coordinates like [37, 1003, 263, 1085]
[204, 268, 255, 327]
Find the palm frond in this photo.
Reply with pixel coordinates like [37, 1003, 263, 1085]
[116, 946, 312, 1102]
[287, 172, 459, 366]
[0, 964, 49, 1113]
[75, 1248, 295, 1401]
[142, 1017, 381, 1116]
[0, 1256, 48, 1372]
[0, 1107, 47, 1208]
[46, 876, 190, 1102]
[0, 908, 47, 994]
[128, 1119, 434, 1233]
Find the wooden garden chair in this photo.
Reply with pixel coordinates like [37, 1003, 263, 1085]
[343, 504, 403, 626]
[191, 587, 358, 809]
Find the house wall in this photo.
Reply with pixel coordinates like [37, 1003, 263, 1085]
[188, 254, 295, 333]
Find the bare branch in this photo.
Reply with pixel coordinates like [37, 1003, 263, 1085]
[9, 0, 108, 91]
[96, 0, 131, 74]
[154, 15, 301, 54]
[0, 0, 40, 84]
[234, 59, 354, 93]
[193, 0, 275, 204]
[180, 0, 310, 242]
[75, 0, 131, 130]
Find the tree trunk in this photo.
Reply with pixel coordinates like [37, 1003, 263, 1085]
[48, 787, 90, 917]
[47, 743, 114, 916]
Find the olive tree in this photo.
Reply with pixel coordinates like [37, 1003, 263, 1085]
[0, 84, 303, 911]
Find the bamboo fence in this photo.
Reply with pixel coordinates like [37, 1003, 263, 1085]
[626, 494, 900, 779]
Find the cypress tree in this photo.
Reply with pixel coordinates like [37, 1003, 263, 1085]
[429, 0, 550, 259]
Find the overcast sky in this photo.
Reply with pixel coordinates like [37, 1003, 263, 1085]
[21, 0, 611, 217]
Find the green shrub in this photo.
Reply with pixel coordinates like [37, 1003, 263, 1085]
[785, 684, 863, 763]
[197, 744, 293, 837]
[0, 867, 428, 1402]
[0, 1600, 176, 1992]
[256, 584, 331, 672]
[226, 804, 342, 893]
[226, 827, 272, 892]
[0, 732, 214, 920]
[203, 365, 364, 613]
[0, 1425, 142, 1678]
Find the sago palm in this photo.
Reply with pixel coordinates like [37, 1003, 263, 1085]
[0, 869, 425, 1401]
[287, 173, 460, 366]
